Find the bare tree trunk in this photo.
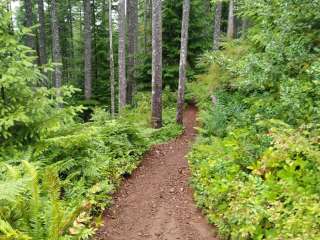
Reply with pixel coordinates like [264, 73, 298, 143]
[144, 0, 148, 54]
[109, 0, 115, 117]
[144, 0, 152, 55]
[213, 1, 222, 50]
[67, 0, 74, 81]
[127, 0, 138, 104]
[151, 0, 162, 129]
[50, 0, 62, 88]
[37, 0, 46, 66]
[227, 0, 235, 39]
[84, 0, 92, 100]
[176, 0, 190, 125]
[24, 0, 36, 50]
[118, 0, 126, 109]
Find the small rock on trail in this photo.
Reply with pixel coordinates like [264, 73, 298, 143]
[95, 106, 218, 240]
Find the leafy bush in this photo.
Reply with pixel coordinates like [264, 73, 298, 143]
[187, 0, 320, 239]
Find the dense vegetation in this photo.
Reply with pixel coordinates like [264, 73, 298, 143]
[188, 0, 320, 239]
[1, 0, 320, 239]
[0, 2, 182, 238]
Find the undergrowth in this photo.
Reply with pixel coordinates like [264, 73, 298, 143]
[0, 93, 182, 240]
[187, 1, 320, 239]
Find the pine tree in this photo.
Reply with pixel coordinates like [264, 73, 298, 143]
[109, 0, 115, 116]
[127, 0, 139, 105]
[50, 0, 63, 88]
[37, 0, 46, 66]
[118, 0, 126, 109]
[176, 0, 190, 124]
[84, 0, 93, 100]
[227, 0, 235, 39]
[23, 0, 36, 51]
[151, 0, 162, 128]
[213, 1, 222, 50]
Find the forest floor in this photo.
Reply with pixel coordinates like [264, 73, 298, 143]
[95, 105, 218, 240]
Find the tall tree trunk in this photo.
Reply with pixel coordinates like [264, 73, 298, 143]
[84, 0, 92, 100]
[37, 0, 46, 66]
[227, 0, 235, 39]
[151, 0, 162, 129]
[109, 0, 115, 117]
[144, 0, 148, 54]
[144, 0, 152, 54]
[92, 0, 98, 84]
[67, 0, 74, 81]
[50, 0, 62, 88]
[127, 0, 138, 104]
[213, 1, 222, 50]
[118, 0, 126, 109]
[176, 0, 190, 124]
[24, 0, 36, 50]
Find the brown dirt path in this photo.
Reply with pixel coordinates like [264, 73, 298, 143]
[96, 106, 218, 240]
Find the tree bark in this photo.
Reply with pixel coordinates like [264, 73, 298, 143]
[151, 0, 162, 128]
[84, 0, 93, 100]
[109, 0, 115, 117]
[176, 0, 190, 124]
[127, 0, 139, 104]
[213, 1, 222, 50]
[227, 0, 235, 39]
[144, 0, 152, 55]
[37, 0, 46, 66]
[67, 0, 74, 80]
[50, 0, 63, 89]
[118, 0, 126, 109]
[24, 0, 36, 50]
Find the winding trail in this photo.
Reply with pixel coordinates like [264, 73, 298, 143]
[96, 106, 217, 240]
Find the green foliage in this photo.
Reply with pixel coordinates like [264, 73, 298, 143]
[188, 0, 320, 239]
[0, 3, 81, 150]
[0, 4, 183, 239]
[161, 0, 212, 89]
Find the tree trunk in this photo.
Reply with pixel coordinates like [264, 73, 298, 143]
[118, 0, 126, 109]
[50, 0, 62, 89]
[151, 0, 162, 129]
[37, 0, 46, 66]
[24, 0, 36, 50]
[176, 0, 190, 124]
[144, 0, 152, 55]
[67, 0, 74, 81]
[144, 0, 148, 54]
[84, 0, 92, 100]
[213, 1, 222, 50]
[227, 0, 235, 39]
[109, 0, 115, 117]
[127, 0, 138, 105]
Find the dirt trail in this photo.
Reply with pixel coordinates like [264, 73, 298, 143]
[96, 106, 217, 240]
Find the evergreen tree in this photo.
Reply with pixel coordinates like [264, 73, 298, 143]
[176, 0, 190, 124]
[227, 0, 235, 38]
[151, 0, 163, 128]
[127, 0, 139, 105]
[118, 0, 126, 109]
[213, 1, 222, 50]
[37, 0, 46, 66]
[51, 0, 63, 89]
[84, 0, 93, 100]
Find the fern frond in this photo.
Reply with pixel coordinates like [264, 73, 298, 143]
[0, 179, 26, 203]
[0, 218, 31, 240]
